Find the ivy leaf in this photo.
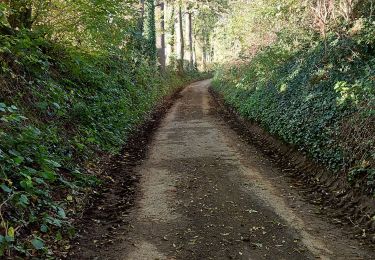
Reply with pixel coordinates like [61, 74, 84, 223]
[6, 105, 18, 113]
[0, 184, 12, 193]
[36, 102, 48, 111]
[13, 156, 25, 165]
[31, 238, 44, 250]
[52, 102, 61, 109]
[45, 216, 62, 227]
[8, 149, 20, 157]
[55, 231, 63, 241]
[20, 177, 33, 189]
[34, 177, 46, 185]
[5, 236, 14, 242]
[7, 227, 14, 238]
[40, 170, 56, 181]
[57, 207, 66, 219]
[44, 159, 61, 168]
[40, 224, 48, 233]
[19, 194, 29, 206]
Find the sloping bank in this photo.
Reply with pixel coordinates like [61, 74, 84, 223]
[0, 31, 207, 258]
[211, 21, 374, 240]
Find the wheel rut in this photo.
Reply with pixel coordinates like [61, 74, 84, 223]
[73, 80, 375, 260]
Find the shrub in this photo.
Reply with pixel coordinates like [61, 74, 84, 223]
[213, 18, 375, 192]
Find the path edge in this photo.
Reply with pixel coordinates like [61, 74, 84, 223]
[68, 79, 196, 258]
[209, 86, 375, 244]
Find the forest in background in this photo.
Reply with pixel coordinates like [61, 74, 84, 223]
[0, 0, 374, 258]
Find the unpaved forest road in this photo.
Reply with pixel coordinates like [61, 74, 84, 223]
[77, 80, 375, 259]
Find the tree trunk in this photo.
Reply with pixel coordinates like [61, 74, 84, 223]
[210, 42, 214, 64]
[178, 1, 184, 73]
[193, 38, 197, 69]
[168, 2, 176, 69]
[146, 0, 156, 65]
[202, 45, 207, 71]
[158, 1, 166, 73]
[188, 11, 193, 70]
[138, 0, 145, 34]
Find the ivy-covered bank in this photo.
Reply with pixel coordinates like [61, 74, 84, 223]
[213, 19, 374, 192]
[0, 30, 204, 257]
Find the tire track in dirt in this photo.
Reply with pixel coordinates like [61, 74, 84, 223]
[73, 80, 375, 259]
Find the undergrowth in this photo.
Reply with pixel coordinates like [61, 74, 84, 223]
[0, 30, 204, 257]
[213, 18, 375, 193]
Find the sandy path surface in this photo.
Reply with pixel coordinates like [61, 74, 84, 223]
[74, 80, 375, 259]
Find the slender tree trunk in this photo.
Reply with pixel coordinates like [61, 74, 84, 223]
[169, 3, 176, 55]
[158, 1, 166, 73]
[168, 2, 176, 68]
[178, 1, 184, 73]
[138, 0, 145, 34]
[146, 0, 156, 65]
[135, 0, 145, 52]
[202, 45, 207, 71]
[193, 38, 197, 69]
[188, 11, 193, 70]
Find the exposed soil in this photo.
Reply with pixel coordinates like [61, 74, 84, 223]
[70, 80, 375, 259]
[68, 87, 183, 259]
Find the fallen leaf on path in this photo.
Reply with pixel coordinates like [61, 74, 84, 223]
[245, 209, 258, 214]
[252, 242, 263, 248]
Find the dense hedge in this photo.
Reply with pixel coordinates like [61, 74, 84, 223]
[0, 31, 202, 257]
[213, 19, 374, 191]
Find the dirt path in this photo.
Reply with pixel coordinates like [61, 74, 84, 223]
[73, 80, 375, 259]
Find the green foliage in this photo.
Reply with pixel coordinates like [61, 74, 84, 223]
[37, 0, 140, 53]
[0, 101, 76, 257]
[145, 0, 157, 65]
[212, 0, 311, 62]
[0, 10, 204, 258]
[213, 18, 375, 192]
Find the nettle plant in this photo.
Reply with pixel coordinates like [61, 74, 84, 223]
[0, 102, 76, 256]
